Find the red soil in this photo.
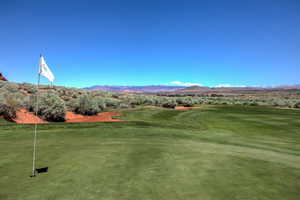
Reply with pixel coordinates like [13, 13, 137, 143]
[12, 109, 123, 124]
[175, 106, 201, 110]
[14, 109, 48, 124]
[65, 111, 123, 123]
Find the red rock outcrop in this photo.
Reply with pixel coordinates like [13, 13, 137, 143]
[0, 73, 7, 81]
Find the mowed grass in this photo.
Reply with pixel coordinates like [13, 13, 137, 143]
[0, 105, 300, 200]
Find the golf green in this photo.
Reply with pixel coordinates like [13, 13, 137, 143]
[0, 105, 300, 200]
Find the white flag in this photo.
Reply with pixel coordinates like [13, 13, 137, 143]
[39, 56, 55, 83]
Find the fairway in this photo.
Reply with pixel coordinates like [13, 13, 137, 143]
[0, 105, 300, 200]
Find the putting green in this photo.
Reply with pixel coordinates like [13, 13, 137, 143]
[0, 105, 300, 200]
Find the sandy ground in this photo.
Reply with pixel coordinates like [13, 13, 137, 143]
[13, 109, 48, 124]
[12, 109, 123, 124]
[65, 111, 123, 122]
[175, 106, 201, 110]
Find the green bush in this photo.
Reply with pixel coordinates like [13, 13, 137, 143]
[37, 92, 66, 121]
[75, 95, 101, 115]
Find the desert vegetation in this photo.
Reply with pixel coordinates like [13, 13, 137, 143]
[0, 80, 300, 122]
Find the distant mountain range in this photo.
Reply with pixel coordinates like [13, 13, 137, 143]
[84, 84, 300, 94]
[84, 85, 186, 93]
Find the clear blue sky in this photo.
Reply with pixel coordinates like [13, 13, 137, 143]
[0, 0, 299, 88]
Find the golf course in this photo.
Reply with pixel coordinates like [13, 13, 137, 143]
[0, 105, 299, 200]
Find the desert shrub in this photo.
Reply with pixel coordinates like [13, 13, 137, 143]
[56, 87, 84, 99]
[37, 92, 66, 121]
[6, 92, 27, 106]
[249, 100, 258, 106]
[3, 82, 19, 93]
[183, 101, 194, 107]
[0, 91, 20, 121]
[118, 103, 131, 109]
[141, 95, 158, 106]
[181, 97, 195, 107]
[0, 80, 7, 88]
[104, 98, 121, 108]
[0, 89, 26, 114]
[162, 98, 177, 108]
[294, 102, 300, 109]
[89, 90, 110, 98]
[119, 95, 139, 106]
[0, 95, 4, 104]
[256, 101, 268, 106]
[271, 98, 287, 107]
[75, 95, 101, 115]
[285, 100, 295, 108]
[56, 88, 70, 98]
[60, 95, 72, 102]
[21, 83, 37, 94]
[175, 97, 184, 105]
[94, 97, 106, 110]
[119, 95, 156, 106]
[69, 88, 86, 98]
[65, 98, 79, 111]
[0, 103, 16, 121]
[112, 94, 120, 98]
[133, 95, 146, 105]
[152, 97, 162, 106]
[138, 96, 149, 105]
[23, 95, 36, 112]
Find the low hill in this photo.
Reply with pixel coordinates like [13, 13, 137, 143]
[162, 85, 300, 97]
[84, 85, 186, 93]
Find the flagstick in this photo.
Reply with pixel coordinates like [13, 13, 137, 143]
[31, 73, 41, 177]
